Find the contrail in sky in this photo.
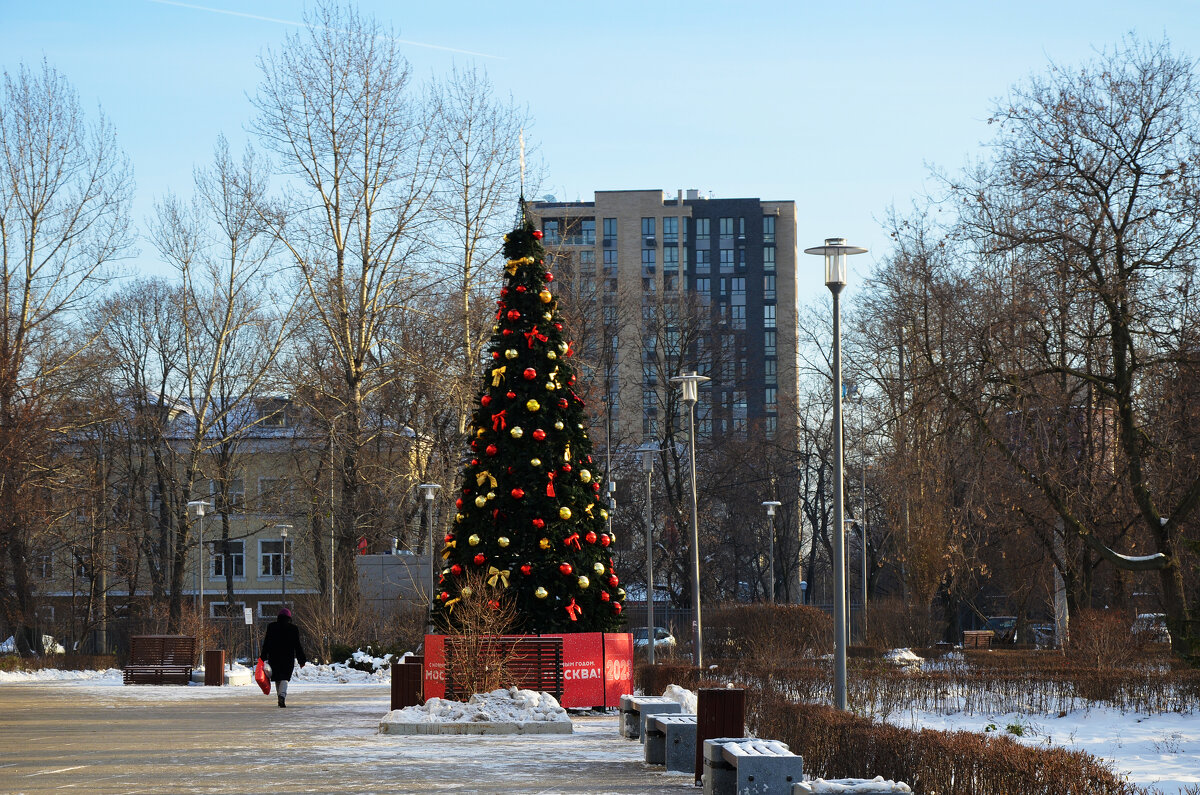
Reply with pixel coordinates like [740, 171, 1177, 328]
[145, 0, 504, 59]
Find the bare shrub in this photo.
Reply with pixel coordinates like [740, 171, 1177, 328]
[864, 597, 941, 649]
[442, 572, 521, 699]
[705, 604, 832, 666]
[1069, 609, 1145, 670]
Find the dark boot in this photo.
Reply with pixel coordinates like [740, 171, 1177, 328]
[278, 694, 285, 708]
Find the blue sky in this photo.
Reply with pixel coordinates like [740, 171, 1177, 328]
[2, 1, 1197, 305]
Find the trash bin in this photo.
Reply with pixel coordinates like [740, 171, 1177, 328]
[391, 661, 422, 710]
[204, 650, 225, 686]
[695, 688, 745, 784]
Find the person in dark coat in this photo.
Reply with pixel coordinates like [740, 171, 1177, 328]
[260, 608, 307, 707]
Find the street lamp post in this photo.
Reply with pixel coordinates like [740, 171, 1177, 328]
[418, 483, 442, 630]
[762, 501, 781, 603]
[187, 500, 212, 651]
[278, 525, 291, 609]
[670, 370, 710, 670]
[805, 237, 867, 711]
[637, 442, 661, 665]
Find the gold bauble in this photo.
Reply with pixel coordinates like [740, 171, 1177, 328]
[547, 351, 557, 360]
[498, 536, 510, 548]
[539, 537, 551, 550]
[456, 513, 464, 522]
[510, 426, 524, 438]
[487, 491, 495, 499]
[505, 348, 519, 359]
[617, 587, 626, 599]
[545, 382, 556, 391]
[531, 458, 542, 467]
[542, 312, 553, 321]
[535, 587, 548, 599]
[554, 421, 564, 430]
[461, 586, 473, 598]
[468, 534, 481, 546]
[599, 509, 609, 520]
[593, 562, 605, 575]
[559, 506, 572, 520]
[579, 469, 592, 483]
[526, 399, 540, 412]
[539, 290, 552, 303]
[577, 576, 590, 589]
[557, 342, 568, 353]
[474, 495, 487, 508]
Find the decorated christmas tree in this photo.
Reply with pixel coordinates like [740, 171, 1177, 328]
[433, 208, 624, 634]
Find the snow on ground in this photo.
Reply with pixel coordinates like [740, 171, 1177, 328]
[883, 648, 923, 668]
[889, 706, 1200, 794]
[0, 666, 123, 684]
[661, 683, 698, 713]
[797, 778, 912, 794]
[383, 687, 570, 725]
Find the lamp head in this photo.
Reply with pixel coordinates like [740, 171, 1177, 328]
[763, 500, 781, 516]
[418, 483, 441, 501]
[670, 370, 711, 405]
[804, 237, 867, 290]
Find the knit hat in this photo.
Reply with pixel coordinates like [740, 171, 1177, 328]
[278, 608, 292, 619]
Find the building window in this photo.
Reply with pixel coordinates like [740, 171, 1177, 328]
[605, 278, 618, 293]
[695, 218, 710, 243]
[580, 219, 596, 245]
[642, 416, 658, 437]
[209, 478, 245, 512]
[695, 249, 711, 274]
[662, 246, 679, 271]
[642, 248, 656, 267]
[764, 387, 778, 412]
[719, 217, 734, 240]
[764, 274, 776, 299]
[763, 304, 776, 328]
[642, 277, 656, 292]
[731, 277, 745, 297]
[209, 601, 246, 619]
[603, 305, 618, 325]
[37, 553, 52, 579]
[664, 274, 678, 291]
[543, 219, 560, 244]
[579, 249, 596, 266]
[643, 388, 658, 412]
[719, 249, 734, 273]
[641, 217, 656, 242]
[256, 397, 290, 427]
[763, 215, 776, 244]
[603, 249, 617, 272]
[764, 330, 776, 356]
[258, 477, 293, 514]
[763, 246, 775, 272]
[693, 276, 711, 293]
[764, 358, 777, 383]
[765, 415, 777, 439]
[260, 539, 292, 578]
[211, 539, 245, 579]
[662, 216, 678, 244]
[738, 217, 746, 239]
[603, 217, 617, 242]
[731, 305, 746, 329]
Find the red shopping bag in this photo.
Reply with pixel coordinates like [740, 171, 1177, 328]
[255, 658, 271, 695]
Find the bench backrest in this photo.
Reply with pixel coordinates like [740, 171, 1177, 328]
[444, 635, 563, 700]
[128, 635, 196, 667]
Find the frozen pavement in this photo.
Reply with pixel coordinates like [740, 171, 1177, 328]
[0, 679, 695, 794]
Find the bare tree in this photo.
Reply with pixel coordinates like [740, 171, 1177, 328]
[250, 1, 440, 608]
[0, 61, 132, 654]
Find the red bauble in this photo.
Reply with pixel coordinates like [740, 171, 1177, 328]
[469, 459, 479, 466]
[481, 395, 491, 407]
[500, 287, 509, 297]
[585, 531, 597, 544]
[600, 590, 610, 602]
[561, 463, 572, 472]
[532, 518, 545, 529]
[558, 398, 569, 409]
[586, 455, 593, 464]
[486, 444, 498, 456]
[444, 534, 455, 543]
[511, 487, 525, 499]
[532, 229, 544, 239]
[450, 564, 462, 576]
[532, 429, 546, 441]
[474, 553, 486, 566]
[554, 322, 563, 331]
[568, 375, 577, 385]
[523, 367, 537, 380]
[520, 564, 532, 576]
[613, 603, 622, 614]
[544, 272, 553, 282]
[439, 591, 449, 600]
[516, 285, 527, 293]
[488, 599, 500, 610]
[455, 498, 463, 508]
[592, 483, 601, 492]
[502, 328, 512, 336]
[507, 466, 514, 473]
[506, 391, 517, 399]
[600, 534, 611, 547]
[507, 310, 520, 321]
[608, 575, 619, 587]
[559, 562, 573, 576]
[470, 440, 479, 450]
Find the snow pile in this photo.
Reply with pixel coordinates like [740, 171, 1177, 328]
[883, 648, 923, 668]
[385, 688, 571, 725]
[796, 777, 912, 793]
[348, 649, 393, 672]
[0, 667, 122, 684]
[662, 683, 698, 713]
[292, 660, 390, 684]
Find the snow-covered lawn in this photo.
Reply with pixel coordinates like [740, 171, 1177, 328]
[887, 705, 1200, 793]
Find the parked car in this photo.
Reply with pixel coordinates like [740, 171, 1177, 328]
[632, 626, 677, 655]
[1132, 613, 1172, 646]
[0, 634, 65, 654]
[983, 615, 1019, 645]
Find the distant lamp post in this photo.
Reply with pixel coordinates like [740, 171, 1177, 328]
[278, 525, 292, 609]
[762, 501, 781, 603]
[187, 500, 212, 650]
[418, 483, 441, 630]
[805, 237, 867, 711]
[670, 369, 710, 670]
[637, 441, 661, 665]
[846, 382, 869, 643]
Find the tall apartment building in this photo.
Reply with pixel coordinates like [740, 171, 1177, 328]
[528, 189, 798, 451]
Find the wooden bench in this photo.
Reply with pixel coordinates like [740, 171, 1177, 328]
[645, 713, 697, 771]
[963, 630, 994, 649]
[444, 635, 563, 701]
[123, 635, 196, 685]
[618, 694, 682, 740]
[703, 737, 804, 795]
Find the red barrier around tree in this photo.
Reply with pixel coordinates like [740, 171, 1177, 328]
[422, 632, 632, 708]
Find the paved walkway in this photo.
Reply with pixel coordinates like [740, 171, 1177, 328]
[0, 682, 696, 794]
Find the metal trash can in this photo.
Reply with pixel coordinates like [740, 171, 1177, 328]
[391, 661, 422, 710]
[694, 688, 745, 784]
[204, 650, 225, 686]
